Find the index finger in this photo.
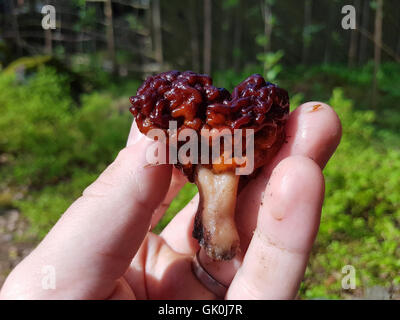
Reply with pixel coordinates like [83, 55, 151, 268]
[235, 101, 342, 247]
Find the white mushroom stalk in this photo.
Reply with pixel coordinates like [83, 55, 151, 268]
[193, 166, 240, 261]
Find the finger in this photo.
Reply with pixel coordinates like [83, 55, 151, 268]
[126, 119, 143, 147]
[234, 101, 341, 244]
[216, 101, 341, 250]
[160, 194, 200, 255]
[124, 157, 323, 300]
[161, 101, 341, 256]
[124, 233, 215, 299]
[266, 101, 342, 172]
[1, 138, 172, 299]
[150, 168, 187, 230]
[107, 278, 136, 300]
[227, 156, 324, 299]
[199, 102, 341, 286]
[128, 120, 188, 230]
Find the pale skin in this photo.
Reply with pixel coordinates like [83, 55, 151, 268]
[0, 101, 341, 300]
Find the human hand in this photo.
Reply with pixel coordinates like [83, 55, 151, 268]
[0, 101, 341, 300]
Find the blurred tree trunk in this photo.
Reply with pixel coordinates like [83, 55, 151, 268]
[10, 0, 22, 56]
[397, 35, 400, 58]
[44, 29, 52, 55]
[348, 0, 360, 67]
[218, 11, 229, 71]
[29, 0, 36, 13]
[261, 0, 273, 53]
[152, 0, 163, 68]
[261, 0, 274, 74]
[397, 4, 400, 58]
[45, 0, 54, 55]
[145, 3, 153, 57]
[359, 0, 370, 64]
[302, 0, 312, 64]
[233, 0, 242, 72]
[203, 0, 212, 74]
[104, 0, 116, 73]
[189, 0, 200, 72]
[323, 0, 335, 64]
[372, 0, 383, 106]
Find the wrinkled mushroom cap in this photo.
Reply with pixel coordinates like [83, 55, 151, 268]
[129, 71, 289, 181]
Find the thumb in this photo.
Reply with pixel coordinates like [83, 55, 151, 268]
[1, 136, 172, 299]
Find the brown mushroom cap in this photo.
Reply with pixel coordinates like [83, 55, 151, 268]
[129, 71, 289, 181]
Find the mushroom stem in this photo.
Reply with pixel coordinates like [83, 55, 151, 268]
[193, 165, 240, 260]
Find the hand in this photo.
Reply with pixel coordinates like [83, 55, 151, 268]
[0, 101, 341, 300]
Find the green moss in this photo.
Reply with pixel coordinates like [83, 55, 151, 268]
[153, 183, 198, 234]
[3, 55, 52, 74]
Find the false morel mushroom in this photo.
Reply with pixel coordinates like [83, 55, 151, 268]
[130, 71, 289, 260]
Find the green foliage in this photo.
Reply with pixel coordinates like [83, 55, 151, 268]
[256, 50, 284, 81]
[255, 34, 269, 47]
[300, 88, 400, 299]
[126, 15, 145, 31]
[0, 68, 75, 186]
[69, 53, 113, 89]
[0, 67, 130, 187]
[303, 24, 325, 46]
[17, 171, 98, 238]
[1, 63, 400, 300]
[3, 55, 52, 74]
[75, 6, 97, 31]
[283, 62, 400, 146]
[153, 183, 198, 234]
[213, 59, 286, 93]
[222, 0, 239, 9]
[0, 67, 131, 236]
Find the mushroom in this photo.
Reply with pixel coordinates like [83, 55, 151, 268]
[130, 71, 289, 261]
